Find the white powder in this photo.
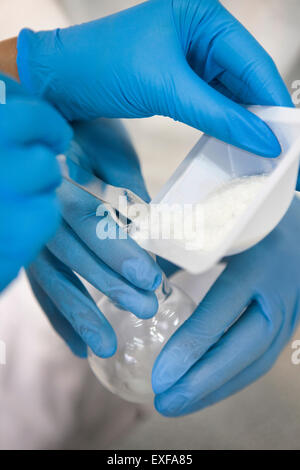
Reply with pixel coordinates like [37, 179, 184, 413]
[131, 174, 268, 252]
[182, 174, 268, 251]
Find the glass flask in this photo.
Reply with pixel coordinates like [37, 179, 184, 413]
[88, 271, 196, 404]
[63, 140, 196, 402]
[88, 198, 197, 403]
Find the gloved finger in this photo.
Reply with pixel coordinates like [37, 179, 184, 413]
[210, 73, 274, 108]
[194, 2, 293, 108]
[27, 248, 117, 358]
[210, 72, 268, 105]
[0, 144, 62, 196]
[57, 180, 163, 292]
[154, 301, 275, 417]
[47, 220, 159, 319]
[0, 96, 73, 153]
[215, 70, 291, 107]
[0, 192, 60, 265]
[0, 73, 29, 97]
[70, 119, 151, 202]
[297, 172, 300, 192]
[166, 65, 281, 158]
[157, 257, 180, 278]
[27, 270, 87, 358]
[152, 263, 253, 394]
[208, 78, 239, 103]
[184, 352, 280, 415]
[179, 327, 291, 415]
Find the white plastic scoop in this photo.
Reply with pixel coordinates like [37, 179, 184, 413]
[137, 106, 300, 274]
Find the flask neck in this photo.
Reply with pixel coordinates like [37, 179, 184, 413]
[125, 217, 173, 303]
[152, 256, 172, 302]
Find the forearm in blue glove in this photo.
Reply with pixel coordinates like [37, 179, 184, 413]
[152, 196, 300, 416]
[27, 118, 163, 359]
[0, 74, 72, 292]
[17, 0, 293, 158]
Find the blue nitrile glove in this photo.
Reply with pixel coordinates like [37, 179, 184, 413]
[152, 196, 300, 417]
[27, 118, 163, 359]
[17, 0, 293, 158]
[0, 74, 72, 293]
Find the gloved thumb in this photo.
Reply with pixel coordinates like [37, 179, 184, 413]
[69, 119, 151, 202]
[160, 66, 281, 158]
[297, 171, 300, 192]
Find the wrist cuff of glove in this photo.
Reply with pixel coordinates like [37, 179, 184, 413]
[17, 29, 36, 94]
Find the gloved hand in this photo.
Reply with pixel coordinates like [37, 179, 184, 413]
[0, 74, 72, 292]
[152, 196, 300, 416]
[17, 0, 293, 158]
[27, 118, 163, 359]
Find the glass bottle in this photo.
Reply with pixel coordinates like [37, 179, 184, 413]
[88, 200, 196, 403]
[88, 271, 196, 403]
